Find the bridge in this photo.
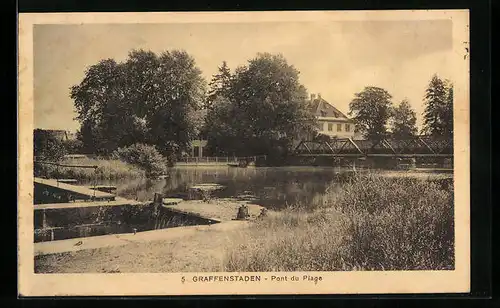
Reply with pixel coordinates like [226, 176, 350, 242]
[293, 135, 453, 158]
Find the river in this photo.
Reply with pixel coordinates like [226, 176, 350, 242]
[84, 166, 453, 211]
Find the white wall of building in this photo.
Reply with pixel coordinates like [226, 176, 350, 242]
[316, 118, 355, 138]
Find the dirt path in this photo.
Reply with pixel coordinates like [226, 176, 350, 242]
[35, 223, 249, 273]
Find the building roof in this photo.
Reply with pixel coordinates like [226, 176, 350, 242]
[308, 94, 351, 121]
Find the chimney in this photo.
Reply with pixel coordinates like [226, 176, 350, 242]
[317, 93, 322, 100]
[310, 94, 316, 101]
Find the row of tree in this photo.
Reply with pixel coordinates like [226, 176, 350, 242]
[69, 48, 453, 161]
[348, 75, 453, 140]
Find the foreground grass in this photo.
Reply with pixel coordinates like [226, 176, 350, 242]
[34, 173, 454, 272]
[223, 173, 454, 271]
[35, 157, 145, 181]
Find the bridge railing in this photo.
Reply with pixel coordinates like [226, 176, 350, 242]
[177, 155, 267, 164]
[294, 136, 453, 156]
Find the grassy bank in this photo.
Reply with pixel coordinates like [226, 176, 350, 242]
[35, 157, 145, 181]
[222, 173, 454, 271]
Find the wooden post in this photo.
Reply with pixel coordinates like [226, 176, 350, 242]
[153, 192, 163, 206]
[42, 209, 47, 229]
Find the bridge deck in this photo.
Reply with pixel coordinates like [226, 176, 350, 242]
[34, 177, 115, 201]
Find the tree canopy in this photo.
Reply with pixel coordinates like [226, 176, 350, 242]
[205, 61, 232, 110]
[422, 74, 453, 137]
[348, 86, 393, 140]
[391, 99, 418, 139]
[70, 49, 206, 157]
[204, 53, 316, 159]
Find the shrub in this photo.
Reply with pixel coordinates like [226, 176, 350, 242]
[33, 129, 67, 161]
[111, 143, 168, 177]
[63, 139, 84, 154]
[222, 172, 454, 271]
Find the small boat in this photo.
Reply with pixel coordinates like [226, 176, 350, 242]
[162, 198, 184, 206]
[228, 160, 249, 168]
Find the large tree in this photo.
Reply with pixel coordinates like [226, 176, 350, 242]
[204, 53, 316, 159]
[422, 74, 453, 137]
[205, 61, 232, 110]
[391, 99, 418, 139]
[348, 86, 393, 140]
[70, 49, 206, 156]
[443, 84, 454, 137]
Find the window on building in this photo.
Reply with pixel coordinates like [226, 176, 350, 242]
[345, 124, 351, 132]
[328, 123, 333, 131]
[337, 124, 342, 132]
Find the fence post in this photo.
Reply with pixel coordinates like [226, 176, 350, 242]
[153, 192, 163, 206]
[42, 209, 47, 229]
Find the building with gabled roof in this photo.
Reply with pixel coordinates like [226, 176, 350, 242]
[308, 93, 356, 139]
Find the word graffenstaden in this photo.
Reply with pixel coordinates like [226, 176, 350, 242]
[191, 275, 262, 282]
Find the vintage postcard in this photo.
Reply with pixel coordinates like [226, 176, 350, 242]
[18, 10, 470, 296]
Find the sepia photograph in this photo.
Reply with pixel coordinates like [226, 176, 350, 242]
[18, 10, 470, 296]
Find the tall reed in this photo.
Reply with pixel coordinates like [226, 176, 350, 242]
[222, 172, 454, 271]
[34, 157, 145, 181]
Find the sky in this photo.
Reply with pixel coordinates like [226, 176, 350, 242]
[34, 20, 453, 132]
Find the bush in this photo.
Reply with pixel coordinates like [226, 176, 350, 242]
[223, 173, 454, 271]
[34, 129, 67, 161]
[111, 143, 168, 177]
[63, 139, 84, 154]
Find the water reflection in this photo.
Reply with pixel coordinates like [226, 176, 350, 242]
[79, 166, 452, 211]
[82, 167, 354, 210]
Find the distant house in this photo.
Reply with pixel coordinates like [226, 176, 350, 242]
[308, 93, 356, 139]
[188, 109, 208, 158]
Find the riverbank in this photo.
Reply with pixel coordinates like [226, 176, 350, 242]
[35, 172, 454, 272]
[35, 157, 145, 181]
[35, 221, 253, 273]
